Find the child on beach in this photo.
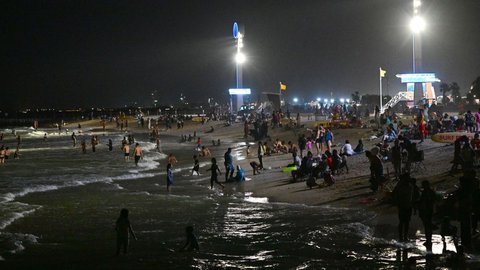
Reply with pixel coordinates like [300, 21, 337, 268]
[168, 153, 178, 165]
[191, 155, 200, 176]
[179, 226, 199, 252]
[115, 208, 137, 255]
[207, 158, 224, 189]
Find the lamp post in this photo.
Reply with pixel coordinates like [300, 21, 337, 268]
[232, 22, 245, 113]
[410, 0, 425, 103]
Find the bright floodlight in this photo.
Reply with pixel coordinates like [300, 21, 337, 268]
[324, 98, 328, 103]
[293, 97, 298, 103]
[346, 98, 350, 103]
[330, 98, 334, 103]
[413, 0, 421, 8]
[316, 97, 321, 102]
[235, 52, 246, 64]
[410, 16, 426, 33]
[340, 98, 345, 103]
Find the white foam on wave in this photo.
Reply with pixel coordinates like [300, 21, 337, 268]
[111, 172, 158, 180]
[0, 205, 41, 230]
[0, 232, 39, 254]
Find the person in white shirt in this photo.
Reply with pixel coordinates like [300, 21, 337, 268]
[341, 140, 354, 156]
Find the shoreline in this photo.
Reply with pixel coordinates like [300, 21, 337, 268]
[1, 117, 479, 268]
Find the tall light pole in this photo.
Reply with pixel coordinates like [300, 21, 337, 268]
[410, 0, 425, 103]
[232, 22, 245, 113]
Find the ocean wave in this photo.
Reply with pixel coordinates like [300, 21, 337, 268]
[0, 202, 41, 230]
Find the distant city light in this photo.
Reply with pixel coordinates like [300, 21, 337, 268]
[410, 15, 426, 33]
[293, 97, 298, 103]
[235, 52, 246, 64]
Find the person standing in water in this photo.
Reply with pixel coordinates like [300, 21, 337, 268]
[166, 163, 173, 192]
[207, 157, 224, 189]
[91, 135, 97, 152]
[224, 148, 234, 182]
[115, 208, 137, 256]
[81, 139, 87, 154]
[191, 155, 200, 176]
[71, 132, 77, 147]
[134, 143, 142, 166]
[179, 226, 199, 252]
[257, 141, 264, 169]
[156, 137, 161, 152]
[43, 133, 47, 142]
[123, 143, 130, 161]
[107, 139, 113, 151]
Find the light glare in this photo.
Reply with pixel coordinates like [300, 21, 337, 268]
[235, 52, 246, 64]
[410, 16, 426, 33]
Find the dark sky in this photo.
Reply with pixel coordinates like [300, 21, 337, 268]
[3, 0, 480, 109]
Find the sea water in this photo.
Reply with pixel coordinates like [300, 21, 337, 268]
[0, 127, 448, 268]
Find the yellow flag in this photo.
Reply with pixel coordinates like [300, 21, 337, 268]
[379, 68, 386, 78]
[280, 82, 287, 91]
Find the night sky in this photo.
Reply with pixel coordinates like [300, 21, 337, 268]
[3, 0, 480, 109]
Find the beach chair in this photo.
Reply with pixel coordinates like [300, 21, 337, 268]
[410, 150, 426, 173]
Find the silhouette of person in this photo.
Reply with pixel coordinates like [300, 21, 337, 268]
[115, 208, 137, 255]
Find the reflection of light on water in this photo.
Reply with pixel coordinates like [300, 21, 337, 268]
[414, 233, 457, 254]
[222, 204, 273, 238]
[244, 196, 269, 203]
[233, 149, 246, 161]
[244, 250, 275, 261]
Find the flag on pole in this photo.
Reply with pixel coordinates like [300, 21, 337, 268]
[279, 82, 287, 91]
[379, 68, 386, 78]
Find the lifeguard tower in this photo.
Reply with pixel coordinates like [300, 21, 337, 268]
[381, 73, 440, 112]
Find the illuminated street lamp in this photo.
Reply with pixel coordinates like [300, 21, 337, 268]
[316, 97, 321, 102]
[231, 22, 246, 113]
[340, 98, 345, 103]
[330, 98, 335, 103]
[235, 52, 246, 64]
[324, 98, 328, 103]
[293, 97, 299, 103]
[410, 0, 425, 73]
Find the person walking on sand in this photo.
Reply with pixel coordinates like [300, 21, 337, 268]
[134, 143, 143, 166]
[207, 158, 224, 189]
[123, 143, 130, 161]
[166, 163, 173, 192]
[315, 125, 325, 155]
[115, 208, 137, 256]
[325, 128, 334, 153]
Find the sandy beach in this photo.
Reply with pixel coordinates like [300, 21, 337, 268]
[1, 116, 479, 269]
